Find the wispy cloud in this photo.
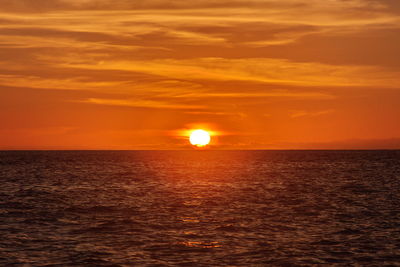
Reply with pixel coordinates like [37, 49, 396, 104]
[290, 109, 335, 118]
[59, 57, 400, 87]
[82, 98, 205, 110]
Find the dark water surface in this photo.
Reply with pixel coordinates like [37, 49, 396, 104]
[1, 150, 400, 266]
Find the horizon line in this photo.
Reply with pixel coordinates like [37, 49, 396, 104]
[1, 149, 399, 152]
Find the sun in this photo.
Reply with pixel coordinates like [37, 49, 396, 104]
[189, 129, 211, 147]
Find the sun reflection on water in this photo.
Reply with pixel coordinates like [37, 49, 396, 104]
[180, 217, 200, 223]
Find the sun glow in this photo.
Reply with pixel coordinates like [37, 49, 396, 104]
[189, 129, 211, 147]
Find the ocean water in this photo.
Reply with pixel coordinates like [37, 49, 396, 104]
[0, 150, 400, 266]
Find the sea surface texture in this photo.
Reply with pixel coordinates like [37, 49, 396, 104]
[0, 150, 400, 266]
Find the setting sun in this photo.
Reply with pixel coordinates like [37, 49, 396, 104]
[189, 130, 211, 147]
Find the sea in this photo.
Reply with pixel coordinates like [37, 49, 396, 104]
[0, 150, 399, 266]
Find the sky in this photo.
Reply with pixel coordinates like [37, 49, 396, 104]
[0, 0, 399, 149]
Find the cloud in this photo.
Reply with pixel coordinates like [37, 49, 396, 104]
[1, 1, 399, 69]
[290, 109, 335, 118]
[184, 111, 246, 117]
[171, 91, 335, 100]
[261, 26, 400, 69]
[59, 57, 400, 87]
[1, 0, 398, 18]
[82, 98, 205, 110]
[0, 74, 130, 91]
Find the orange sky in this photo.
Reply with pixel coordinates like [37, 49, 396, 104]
[0, 0, 399, 149]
